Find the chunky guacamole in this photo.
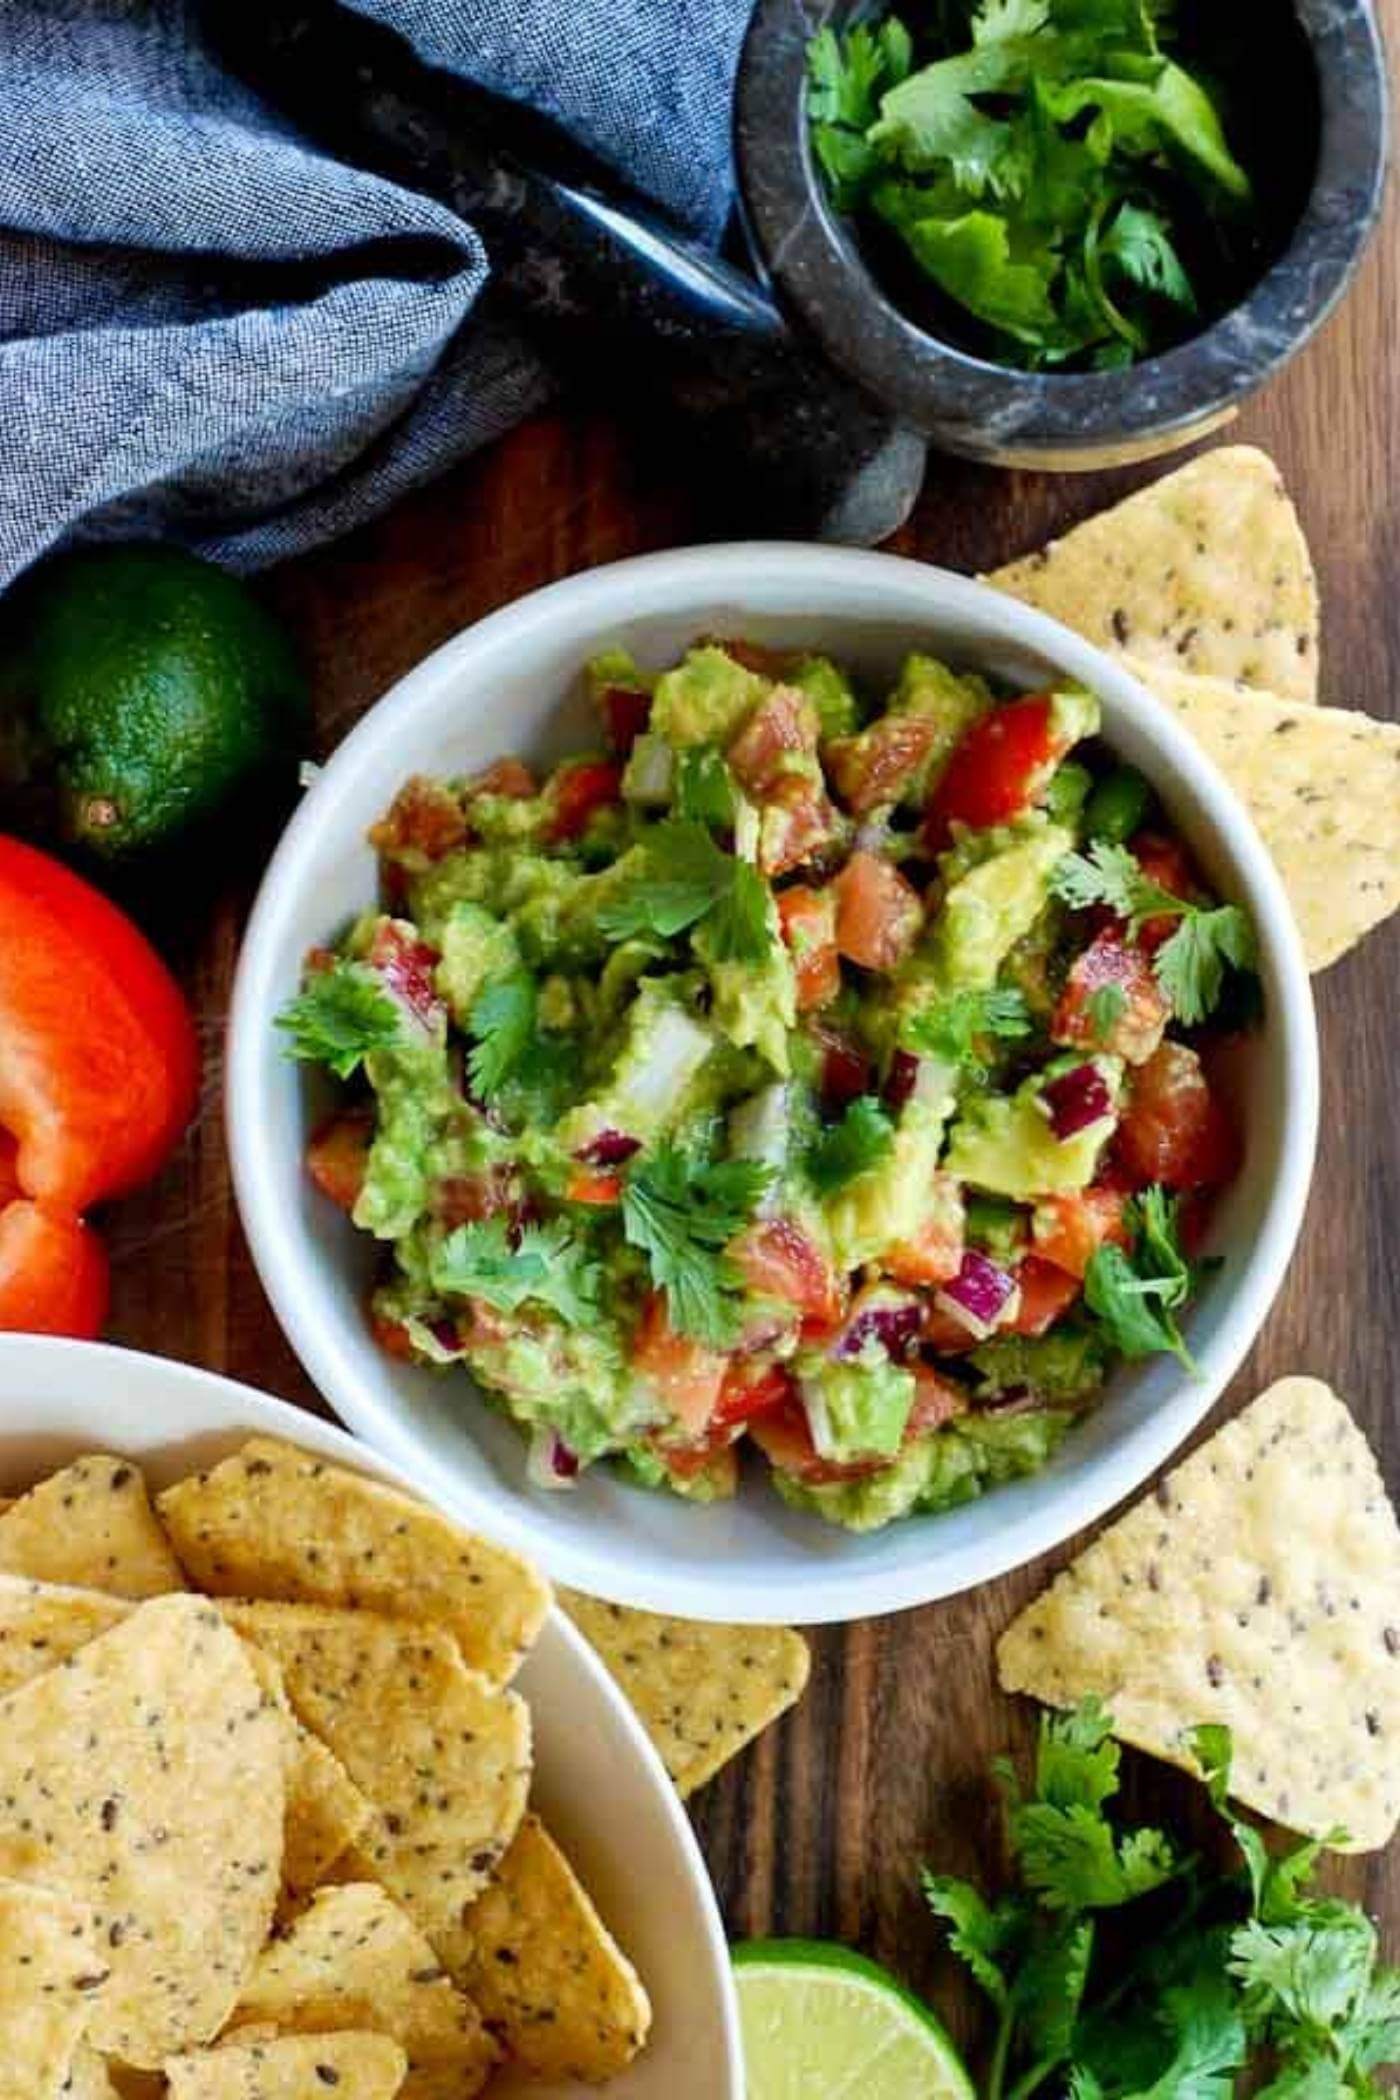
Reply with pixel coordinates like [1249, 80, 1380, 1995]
[280, 639, 1256, 1532]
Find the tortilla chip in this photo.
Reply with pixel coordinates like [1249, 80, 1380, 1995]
[561, 1592, 810, 1796]
[441, 1815, 650, 2083]
[222, 1602, 530, 1941]
[164, 2035, 407, 2100]
[0, 1877, 107, 2094]
[1125, 657, 1400, 970]
[987, 447, 1319, 702]
[999, 1377, 1400, 1850]
[0, 1455, 185, 1599]
[228, 1881, 497, 2099]
[158, 1439, 548, 1685]
[0, 1594, 286, 2066]
[280, 1729, 377, 1921]
[0, 1573, 130, 1696]
[61, 2048, 123, 2100]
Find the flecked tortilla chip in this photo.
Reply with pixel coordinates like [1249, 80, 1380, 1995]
[228, 1881, 497, 2100]
[158, 1439, 549, 1684]
[221, 1602, 530, 1941]
[998, 1377, 1400, 1850]
[0, 1574, 130, 1696]
[561, 1592, 810, 1796]
[164, 2035, 407, 2100]
[0, 1877, 107, 2097]
[279, 1730, 377, 1921]
[0, 1456, 185, 1599]
[0, 1594, 286, 2066]
[1125, 657, 1400, 970]
[60, 2048, 122, 2100]
[987, 447, 1319, 702]
[440, 1815, 651, 2084]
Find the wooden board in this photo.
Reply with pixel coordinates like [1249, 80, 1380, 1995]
[102, 32, 1400, 2061]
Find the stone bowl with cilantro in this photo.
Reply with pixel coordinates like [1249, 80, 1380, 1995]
[735, 0, 1386, 465]
[226, 543, 1317, 1624]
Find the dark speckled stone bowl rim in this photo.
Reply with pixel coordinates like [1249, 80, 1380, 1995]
[736, 0, 1390, 466]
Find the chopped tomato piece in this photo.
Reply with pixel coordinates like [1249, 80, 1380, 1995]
[367, 775, 468, 865]
[713, 1361, 796, 1431]
[631, 1292, 728, 1436]
[749, 1398, 889, 1485]
[1031, 1186, 1131, 1279]
[728, 687, 819, 799]
[367, 921, 443, 1029]
[600, 686, 651, 756]
[924, 694, 1062, 842]
[734, 1218, 844, 1327]
[922, 1305, 979, 1356]
[777, 886, 841, 1010]
[370, 1310, 417, 1361]
[1053, 929, 1170, 1065]
[644, 1431, 740, 1494]
[706, 636, 792, 678]
[812, 1024, 873, 1113]
[832, 851, 922, 970]
[566, 1168, 622, 1205]
[1004, 1255, 1082, 1337]
[826, 715, 937, 816]
[0, 1200, 108, 1338]
[469, 757, 537, 800]
[306, 1108, 373, 1214]
[1114, 1041, 1238, 1190]
[905, 1366, 968, 1438]
[883, 1176, 966, 1287]
[548, 759, 623, 842]
[759, 776, 841, 877]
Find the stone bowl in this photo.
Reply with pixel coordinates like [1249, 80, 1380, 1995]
[735, 0, 1389, 468]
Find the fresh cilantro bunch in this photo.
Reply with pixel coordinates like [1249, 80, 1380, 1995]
[1052, 841, 1258, 1025]
[431, 1215, 602, 1327]
[621, 1143, 774, 1345]
[806, 0, 1252, 370]
[925, 1700, 1400, 2099]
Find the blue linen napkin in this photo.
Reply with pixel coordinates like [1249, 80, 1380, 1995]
[0, 0, 755, 589]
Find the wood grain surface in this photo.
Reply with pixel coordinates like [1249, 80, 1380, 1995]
[103, 27, 1399, 2066]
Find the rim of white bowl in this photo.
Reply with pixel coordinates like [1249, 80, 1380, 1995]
[228, 544, 1319, 1625]
[0, 1333, 744, 2100]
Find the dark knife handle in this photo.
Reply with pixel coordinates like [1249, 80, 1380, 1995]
[202, 0, 926, 544]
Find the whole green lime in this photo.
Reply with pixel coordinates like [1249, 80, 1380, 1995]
[10, 544, 308, 857]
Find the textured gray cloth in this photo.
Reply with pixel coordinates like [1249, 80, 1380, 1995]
[0, 0, 755, 586]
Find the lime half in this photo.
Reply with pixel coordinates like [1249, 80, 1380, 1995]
[733, 1939, 975, 2099]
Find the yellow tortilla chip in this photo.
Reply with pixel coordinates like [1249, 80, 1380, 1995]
[999, 1377, 1400, 1850]
[61, 2048, 122, 2100]
[1125, 657, 1400, 970]
[158, 1439, 548, 1684]
[228, 1881, 497, 2099]
[441, 1815, 650, 2083]
[988, 446, 1319, 702]
[0, 1455, 185, 1599]
[0, 1877, 107, 2095]
[562, 1592, 810, 1796]
[0, 1594, 286, 2066]
[280, 1729, 377, 1920]
[164, 2035, 406, 2100]
[222, 1602, 529, 1941]
[0, 1573, 130, 1696]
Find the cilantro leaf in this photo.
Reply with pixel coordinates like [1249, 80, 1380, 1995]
[1100, 201, 1196, 312]
[467, 971, 537, 1099]
[705, 857, 774, 964]
[674, 746, 739, 828]
[807, 20, 913, 209]
[598, 821, 771, 963]
[431, 1216, 601, 1327]
[922, 1873, 1017, 2009]
[905, 985, 1033, 1076]
[805, 1096, 895, 1195]
[277, 960, 401, 1078]
[1088, 982, 1128, 1044]
[621, 1145, 773, 1345]
[1084, 1185, 1198, 1372]
[1052, 841, 1257, 1024]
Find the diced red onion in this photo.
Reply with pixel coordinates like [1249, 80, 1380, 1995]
[883, 1050, 919, 1110]
[1041, 1062, 1114, 1139]
[576, 1129, 642, 1167]
[832, 1293, 923, 1361]
[935, 1251, 1020, 1341]
[527, 1427, 580, 1491]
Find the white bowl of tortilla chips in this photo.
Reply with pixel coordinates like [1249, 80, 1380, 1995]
[0, 1336, 742, 2098]
[230, 520, 1321, 1626]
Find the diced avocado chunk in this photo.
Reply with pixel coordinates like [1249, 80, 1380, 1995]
[694, 903, 796, 1075]
[622, 1447, 737, 1503]
[649, 646, 770, 747]
[889, 653, 993, 801]
[557, 980, 715, 1151]
[773, 1408, 1071, 1531]
[944, 1057, 1123, 1200]
[621, 732, 674, 806]
[465, 792, 553, 846]
[435, 903, 521, 1024]
[459, 1319, 650, 1464]
[824, 1094, 955, 1269]
[587, 646, 656, 701]
[924, 819, 1074, 995]
[791, 654, 861, 740]
[969, 1329, 1108, 1405]
[964, 1193, 1028, 1263]
[354, 1032, 457, 1242]
[796, 1345, 915, 1461]
[1049, 684, 1101, 749]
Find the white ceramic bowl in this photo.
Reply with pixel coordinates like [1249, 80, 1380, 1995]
[0, 1336, 741, 2100]
[228, 545, 1318, 1625]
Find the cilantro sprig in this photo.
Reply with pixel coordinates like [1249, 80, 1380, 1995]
[925, 1700, 1400, 2100]
[906, 986, 1034, 1077]
[431, 1216, 601, 1328]
[597, 820, 772, 963]
[467, 970, 537, 1099]
[277, 960, 401, 1079]
[620, 1143, 774, 1346]
[1083, 1185, 1202, 1371]
[1052, 841, 1258, 1026]
[805, 1096, 895, 1195]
